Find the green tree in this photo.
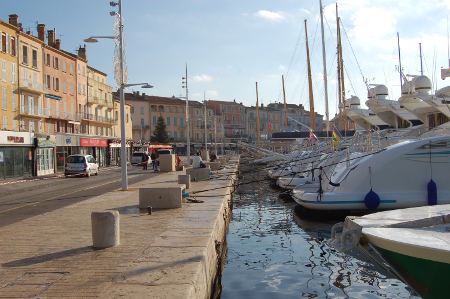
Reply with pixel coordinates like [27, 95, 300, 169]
[154, 116, 169, 143]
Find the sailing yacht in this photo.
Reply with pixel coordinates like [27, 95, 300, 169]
[344, 96, 390, 130]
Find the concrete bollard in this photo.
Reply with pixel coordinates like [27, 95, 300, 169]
[91, 211, 120, 249]
[139, 187, 183, 209]
[186, 167, 211, 181]
[178, 174, 191, 189]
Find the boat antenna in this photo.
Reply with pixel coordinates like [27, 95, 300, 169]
[419, 43, 423, 76]
[397, 32, 403, 92]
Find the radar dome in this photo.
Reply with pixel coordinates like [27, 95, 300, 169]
[346, 95, 360, 107]
[412, 76, 431, 94]
[401, 81, 415, 95]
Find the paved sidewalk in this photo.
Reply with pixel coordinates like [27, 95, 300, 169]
[0, 158, 239, 298]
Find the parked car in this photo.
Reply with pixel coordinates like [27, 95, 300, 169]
[131, 152, 150, 166]
[65, 154, 99, 177]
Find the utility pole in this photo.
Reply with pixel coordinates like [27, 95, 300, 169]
[214, 115, 217, 155]
[204, 92, 207, 153]
[182, 64, 190, 164]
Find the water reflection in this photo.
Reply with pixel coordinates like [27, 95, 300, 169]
[219, 164, 418, 299]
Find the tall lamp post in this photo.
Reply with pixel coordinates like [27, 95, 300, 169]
[84, 0, 152, 191]
[182, 64, 190, 164]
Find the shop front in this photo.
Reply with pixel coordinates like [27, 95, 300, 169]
[0, 132, 34, 180]
[55, 134, 80, 173]
[108, 139, 132, 166]
[35, 135, 56, 177]
[80, 137, 108, 167]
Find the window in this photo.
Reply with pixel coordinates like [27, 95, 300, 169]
[70, 84, 74, 95]
[126, 113, 129, 123]
[11, 90, 16, 111]
[140, 107, 144, 115]
[78, 83, 81, 95]
[22, 45, 28, 64]
[174, 117, 177, 126]
[153, 116, 157, 124]
[54, 57, 59, 69]
[2, 87, 6, 110]
[11, 62, 16, 83]
[29, 96, 34, 114]
[29, 120, 34, 132]
[82, 84, 85, 95]
[62, 61, 66, 72]
[46, 54, 50, 66]
[1, 60, 5, 81]
[2, 116, 6, 129]
[167, 117, 170, 126]
[69, 63, 73, 74]
[10, 36, 16, 56]
[63, 81, 67, 93]
[32, 49, 37, 68]
[55, 78, 59, 91]
[32, 72, 37, 89]
[1, 33, 6, 52]
[77, 63, 80, 74]
[82, 65, 85, 76]
[12, 119, 16, 130]
[46, 75, 51, 89]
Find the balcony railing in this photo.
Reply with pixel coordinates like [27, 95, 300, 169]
[82, 113, 116, 124]
[19, 107, 81, 121]
[19, 80, 42, 93]
[88, 96, 114, 108]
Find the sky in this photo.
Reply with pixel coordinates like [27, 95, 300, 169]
[3, 0, 450, 119]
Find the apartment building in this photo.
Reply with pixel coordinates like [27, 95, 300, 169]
[267, 102, 324, 132]
[245, 104, 283, 142]
[207, 100, 245, 141]
[189, 101, 216, 144]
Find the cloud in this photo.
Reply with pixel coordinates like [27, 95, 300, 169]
[206, 90, 219, 97]
[192, 74, 213, 83]
[254, 10, 286, 22]
[279, 64, 286, 71]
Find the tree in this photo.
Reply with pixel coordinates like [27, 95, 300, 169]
[154, 116, 169, 143]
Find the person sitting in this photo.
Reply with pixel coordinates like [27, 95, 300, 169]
[192, 152, 206, 168]
[210, 152, 217, 162]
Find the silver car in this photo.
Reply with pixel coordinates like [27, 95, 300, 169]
[65, 154, 99, 177]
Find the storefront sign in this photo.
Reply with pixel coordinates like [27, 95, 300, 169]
[36, 137, 56, 148]
[7, 136, 24, 143]
[0, 131, 33, 146]
[45, 93, 62, 101]
[80, 138, 108, 147]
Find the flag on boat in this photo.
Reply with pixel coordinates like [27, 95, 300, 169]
[332, 125, 343, 148]
[308, 130, 318, 145]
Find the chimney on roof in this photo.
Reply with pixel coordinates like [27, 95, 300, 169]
[47, 29, 55, 47]
[37, 24, 45, 42]
[77, 45, 87, 60]
[8, 14, 18, 27]
[55, 39, 61, 50]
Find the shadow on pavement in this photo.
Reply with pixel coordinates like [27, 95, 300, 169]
[2, 246, 92, 267]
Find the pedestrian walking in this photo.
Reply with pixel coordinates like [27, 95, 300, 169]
[142, 153, 149, 170]
[150, 152, 157, 171]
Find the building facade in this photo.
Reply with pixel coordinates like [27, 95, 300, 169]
[207, 100, 245, 141]
[245, 105, 283, 142]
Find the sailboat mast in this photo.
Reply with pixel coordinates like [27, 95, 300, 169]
[397, 32, 403, 92]
[282, 74, 288, 128]
[255, 82, 261, 146]
[319, 0, 329, 133]
[336, 4, 343, 131]
[419, 43, 423, 76]
[305, 19, 316, 132]
[337, 15, 346, 132]
[204, 92, 207, 152]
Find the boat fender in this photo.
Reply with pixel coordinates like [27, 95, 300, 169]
[329, 181, 340, 187]
[364, 188, 380, 210]
[427, 179, 437, 205]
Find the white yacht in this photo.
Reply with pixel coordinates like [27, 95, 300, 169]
[365, 84, 422, 128]
[345, 96, 390, 130]
[293, 136, 450, 211]
[399, 75, 450, 128]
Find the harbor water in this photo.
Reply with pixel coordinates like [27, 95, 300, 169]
[218, 159, 420, 299]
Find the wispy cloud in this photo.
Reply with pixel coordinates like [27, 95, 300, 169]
[254, 10, 286, 22]
[192, 74, 213, 83]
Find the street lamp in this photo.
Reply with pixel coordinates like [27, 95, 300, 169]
[84, 0, 153, 191]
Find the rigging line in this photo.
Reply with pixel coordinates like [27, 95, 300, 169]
[340, 19, 366, 86]
[343, 63, 357, 97]
[285, 22, 304, 81]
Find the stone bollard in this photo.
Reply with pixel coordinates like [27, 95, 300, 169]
[178, 174, 191, 189]
[91, 211, 120, 249]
